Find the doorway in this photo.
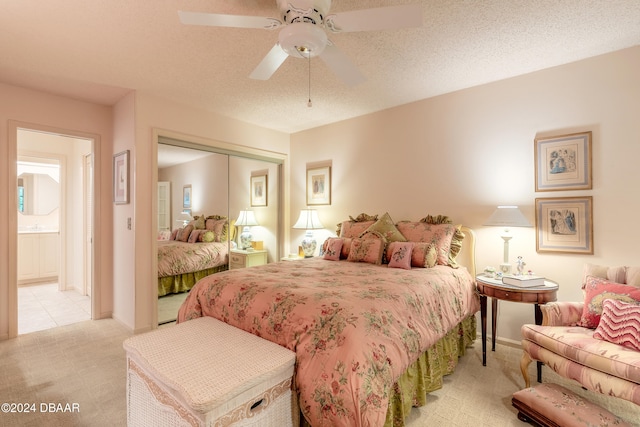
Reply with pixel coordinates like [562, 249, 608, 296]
[15, 128, 94, 335]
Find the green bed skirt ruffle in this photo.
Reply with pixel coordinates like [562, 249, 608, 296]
[300, 315, 477, 427]
[157, 265, 228, 296]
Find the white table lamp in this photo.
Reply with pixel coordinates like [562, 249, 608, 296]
[293, 209, 324, 257]
[484, 205, 532, 274]
[176, 211, 192, 227]
[235, 209, 259, 250]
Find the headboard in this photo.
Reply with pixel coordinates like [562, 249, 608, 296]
[457, 226, 476, 277]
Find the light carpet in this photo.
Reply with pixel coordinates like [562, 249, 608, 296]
[0, 319, 637, 426]
[157, 292, 189, 325]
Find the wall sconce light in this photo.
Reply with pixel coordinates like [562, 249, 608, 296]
[484, 205, 532, 274]
[235, 209, 259, 250]
[292, 209, 324, 257]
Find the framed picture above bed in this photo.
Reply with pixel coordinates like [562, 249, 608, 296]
[307, 166, 331, 205]
[183, 185, 192, 209]
[113, 150, 129, 204]
[250, 174, 267, 207]
[534, 131, 592, 192]
[535, 196, 593, 254]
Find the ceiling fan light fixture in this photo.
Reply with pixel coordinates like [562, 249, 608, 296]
[278, 22, 327, 58]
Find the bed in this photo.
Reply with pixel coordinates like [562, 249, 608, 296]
[157, 215, 235, 296]
[177, 213, 479, 426]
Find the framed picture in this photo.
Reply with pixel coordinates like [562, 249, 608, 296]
[307, 166, 331, 205]
[183, 185, 192, 209]
[535, 131, 592, 191]
[535, 196, 593, 254]
[250, 174, 268, 207]
[113, 150, 129, 204]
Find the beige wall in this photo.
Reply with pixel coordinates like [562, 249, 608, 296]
[0, 82, 113, 339]
[290, 46, 640, 343]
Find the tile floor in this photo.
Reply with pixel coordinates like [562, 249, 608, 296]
[18, 282, 91, 335]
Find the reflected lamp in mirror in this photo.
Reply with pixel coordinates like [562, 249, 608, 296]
[484, 205, 532, 274]
[176, 211, 192, 227]
[293, 209, 324, 258]
[235, 210, 259, 250]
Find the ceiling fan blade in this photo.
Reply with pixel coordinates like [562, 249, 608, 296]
[319, 43, 365, 87]
[178, 11, 282, 30]
[326, 5, 423, 33]
[249, 44, 289, 80]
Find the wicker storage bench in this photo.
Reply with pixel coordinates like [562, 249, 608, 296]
[512, 383, 632, 427]
[123, 317, 297, 427]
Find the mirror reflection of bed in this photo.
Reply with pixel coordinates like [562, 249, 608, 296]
[156, 142, 282, 325]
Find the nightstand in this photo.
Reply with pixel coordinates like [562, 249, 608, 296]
[230, 249, 267, 270]
[476, 274, 558, 381]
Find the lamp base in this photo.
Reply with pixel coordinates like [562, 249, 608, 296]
[300, 232, 317, 258]
[240, 227, 253, 250]
[499, 263, 512, 274]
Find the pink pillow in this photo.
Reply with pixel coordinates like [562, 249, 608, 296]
[347, 236, 384, 265]
[593, 299, 640, 351]
[395, 222, 456, 266]
[323, 238, 344, 261]
[388, 242, 413, 270]
[340, 220, 376, 238]
[177, 225, 194, 242]
[188, 229, 203, 243]
[411, 243, 438, 268]
[580, 276, 640, 328]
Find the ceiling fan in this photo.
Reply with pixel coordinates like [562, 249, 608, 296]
[178, 0, 423, 86]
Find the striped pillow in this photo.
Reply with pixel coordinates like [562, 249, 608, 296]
[593, 299, 640, 351]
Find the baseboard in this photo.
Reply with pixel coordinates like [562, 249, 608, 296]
[476, 332, 522, 349]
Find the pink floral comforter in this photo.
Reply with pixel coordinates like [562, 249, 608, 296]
[157, 241, 228, 278]
[177, 258, 479, 426]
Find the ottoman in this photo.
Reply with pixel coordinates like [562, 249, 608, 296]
[123, 317, 297, 427]
[512, 383, 633, 427]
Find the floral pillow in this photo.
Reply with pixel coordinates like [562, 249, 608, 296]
[347, 235, 385, 265]
[323, 238, 344, 261]
[396, 221, 456, 266]
[189, 215, 206, 230]
[363, 212, 407, 243]
[388, 242, 413, 270]
[201, 231, 215, 243]
[579, 276, 640, 328]
[593, 299, 640, 351]
[205, 217, 228, 242]
[177, 225, 194, 242]
[340, 220, 376, 238]
[411, 243, 438, 268]
[170, 229, 180, 241]
[188, 229, 203, 243]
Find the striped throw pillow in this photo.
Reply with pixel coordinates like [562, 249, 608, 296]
[593, 299, 640, 351]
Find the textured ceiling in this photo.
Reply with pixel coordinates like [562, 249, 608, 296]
[1, 1, 639, 134]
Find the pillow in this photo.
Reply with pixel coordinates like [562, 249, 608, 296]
[340, 237, 353, 259]
[347, 236, 385, 265]
[582, 263, 627, 286]
[593, 299, 640, 351]
[201, 230, 215, 243]
[187, 229, 203, 243]
[579, 276, 640, 328]
[337, 213, 378, 237]
[363, 212, 407, 243]
[176, 225, 193, 242]
[157, 230, 171, 241]
[205, 217, 229, 242]
[396, 221, 456, 266]
[170, 229, 180, 241]
[627, 267, 640, 287]
[412, 242, 438, 268]
[323, 238, 344, 261]
[388, 242, 413, 270]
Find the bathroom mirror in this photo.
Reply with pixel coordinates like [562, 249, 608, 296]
[18, 172, 60, 216]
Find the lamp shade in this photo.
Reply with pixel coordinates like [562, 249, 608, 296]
[176, 211, 192, 225]
[484, 206, 532, 228]
[235, 210, 259, 227]
[293, 209, 324, 230]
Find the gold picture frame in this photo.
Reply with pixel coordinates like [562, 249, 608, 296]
[307, 166, 331, 205]
[535, 196, 593, 254]
[534, 131, 592, 192]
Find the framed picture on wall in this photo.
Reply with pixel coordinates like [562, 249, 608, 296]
[307, 166, 331, 205]
[251, 174, 268, 207]
[535, 196, 593, 254]
[113, 150, 129, 204]
[183, 185, 192, 209]
[534, 131, 592, 191]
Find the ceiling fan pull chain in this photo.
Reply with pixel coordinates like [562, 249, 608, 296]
[307, 53, 312, 108]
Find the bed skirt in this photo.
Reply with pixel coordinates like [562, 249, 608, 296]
[300, 315, 477, 427]
[157, 265, 228, 296]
